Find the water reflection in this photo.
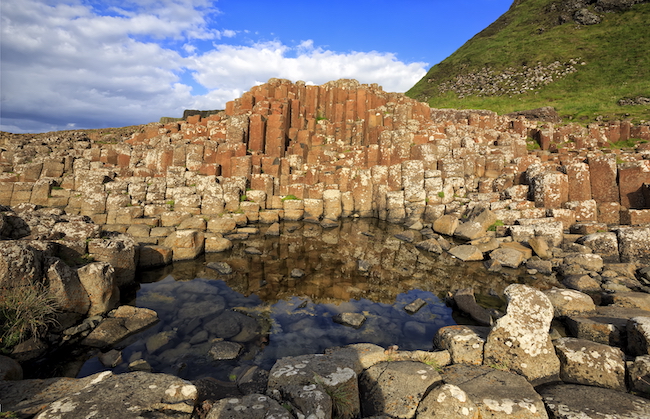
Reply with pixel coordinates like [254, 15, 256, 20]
[79, 219, 539, 381]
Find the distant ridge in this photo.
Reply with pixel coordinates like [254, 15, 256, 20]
[406, 0, 650, 123]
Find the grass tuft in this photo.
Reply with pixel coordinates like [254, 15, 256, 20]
[0, 284, 59, 354]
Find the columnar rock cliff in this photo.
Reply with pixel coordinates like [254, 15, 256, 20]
[0, 78, 649, 262]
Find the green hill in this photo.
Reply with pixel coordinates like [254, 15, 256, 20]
[406, 0, 650, 123]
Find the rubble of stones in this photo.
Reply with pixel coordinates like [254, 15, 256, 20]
[3, 283, 650, 418]
[1, 77, 650, 418]
[435, 59, 582, 98]
[551, 0, 649, 26]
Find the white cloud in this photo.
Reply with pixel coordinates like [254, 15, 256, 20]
[0, 0, 428, 133]
[189, 40, 427, 94]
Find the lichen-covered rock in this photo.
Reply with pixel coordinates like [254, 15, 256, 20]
[360, 361, 441, 418]
[539, 383, 650, 419]
[206, 394, 292, 419]
[0, 241, 42, 289]
[617, 227, 650, 264]
[607, 292, 650, 311]
[0, 371, 197, 418]
[433, 214, 459, 236]
[76, 262, 118, 316]
[565, 306, 650, 346]
[45, 257, 90, 315]
[577, 232, 619, 263]
[434, 325, 487, 365]
[483, 284, 560, 382]
[629, 355, 650, 396]
[562, 253, 604, 272]
[627, 316, 650, 356]
[489, 247, 526, 268]
[32, 371, 197, 419]
[268, 353, 360, 418]
[163, 229, 205, 261]
[542, 288, 595, 317]
[441, 364, 548, 419]
[416, 384, 479, 419]
[554, 337, 626, 391]
[87, 234, 136, 287]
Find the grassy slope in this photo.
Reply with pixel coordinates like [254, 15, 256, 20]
[406, 0, 650, 123]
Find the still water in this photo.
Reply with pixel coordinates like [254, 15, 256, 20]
[75, 219, 538, 381]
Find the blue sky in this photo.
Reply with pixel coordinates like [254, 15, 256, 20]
[0, 0, 512, 133]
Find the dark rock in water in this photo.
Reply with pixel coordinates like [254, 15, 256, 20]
[145, 330, 177, 354]
[415, 238, 443, 254]
[98, 349, 122, 368]
[129, 359, 152, 371]
[333, 312, 366, 328]
[320, 219, 339, 229]
[453, 288, 493, 326]
[265, 222, 281, 236]
[404, 298, 427, 314]
[394, 230, 416, 243]
[484, 258, 502, 272]
[206, 261, 233, 275]
[539, 382, 650, 419]
[209, 341, 243, 360]
[204, 310, 261, 342]
[244, 246, 262, 255]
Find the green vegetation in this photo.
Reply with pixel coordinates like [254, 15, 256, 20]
[437, 191, 445, 198]
[526, 137, 541, 150]
[313, 376, 357, 419]
[605, 138, 648, 149]
[281, 194, 300, 201]
[0, 285, 59, 354]
[487, 220, 505, 231]
[407, 0, 650, 123]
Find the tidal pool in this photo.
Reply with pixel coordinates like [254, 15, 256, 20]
[74, 218, 543, 381]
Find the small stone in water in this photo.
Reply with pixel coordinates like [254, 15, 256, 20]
[357, 260, 371, 272]
[209, 341, 243, 360]
[99, 349, 122, 368]
[129, 359, 152, 372]
[404, 298, 427, 314]
[290, 268, 305, 278]
[244, 247, 262, 255]
[206, 262, 233, 275]
[333, 312, 366, 329]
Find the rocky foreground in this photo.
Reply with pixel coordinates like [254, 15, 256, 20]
[1, 78, 650, 417]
